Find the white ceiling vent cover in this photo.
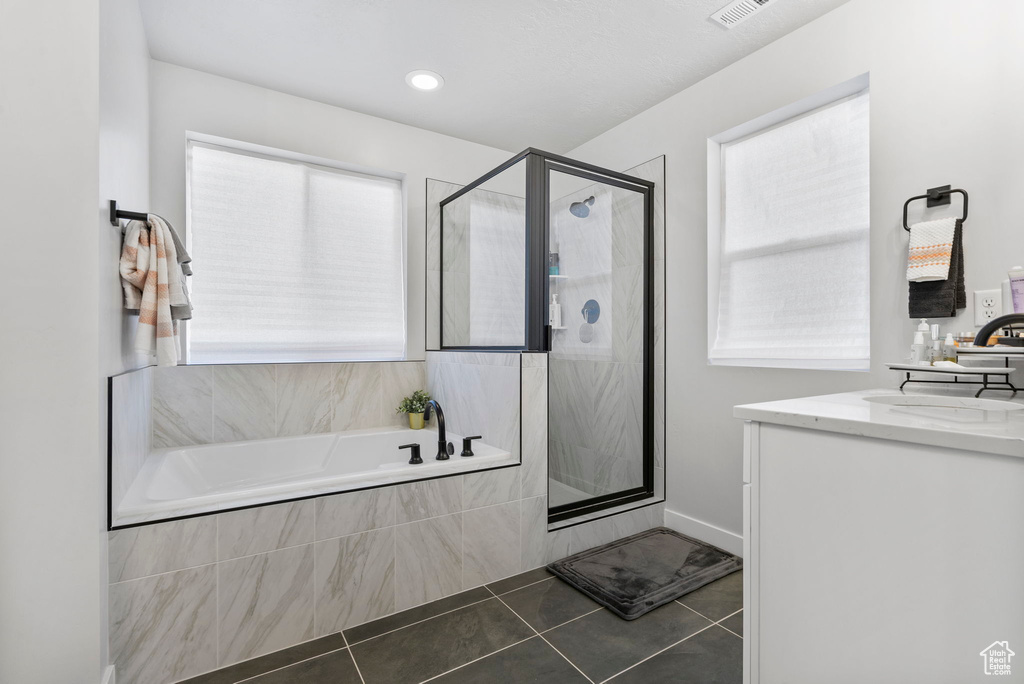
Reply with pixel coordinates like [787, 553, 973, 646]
[711, 0, 774, 28]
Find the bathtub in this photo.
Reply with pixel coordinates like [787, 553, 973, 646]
[113, 427, 515, 526]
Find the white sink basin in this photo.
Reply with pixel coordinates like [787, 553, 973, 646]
[863, 394, 1024, 412]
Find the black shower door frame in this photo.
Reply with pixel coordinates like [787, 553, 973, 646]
[541, 157, 655, 523]
[438, 149, 655, 523]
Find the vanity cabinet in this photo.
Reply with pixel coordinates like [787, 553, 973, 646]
[741, 419, 1024, 684]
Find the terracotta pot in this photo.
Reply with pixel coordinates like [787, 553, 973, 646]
[408, 412, 425, 430]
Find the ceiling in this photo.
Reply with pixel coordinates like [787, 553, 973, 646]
[138, 0, 850, 153]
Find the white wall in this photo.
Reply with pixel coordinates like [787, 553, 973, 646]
[0, 1, 103, 682]
[148, 60, 514, 360]
[101, 0, 151, 375]
[99, 0, 151, 672]
[569, 0, 1024, 538]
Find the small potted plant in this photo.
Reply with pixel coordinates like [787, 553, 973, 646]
[396, 389, 431, 430]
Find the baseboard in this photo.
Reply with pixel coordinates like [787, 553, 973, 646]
[663, 508, 743, 557]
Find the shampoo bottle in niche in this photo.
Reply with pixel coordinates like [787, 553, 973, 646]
[549, 294, 562, 328]
[548, 242, 560, 276]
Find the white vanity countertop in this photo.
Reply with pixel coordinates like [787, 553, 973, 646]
[735, 388, 1024, 458]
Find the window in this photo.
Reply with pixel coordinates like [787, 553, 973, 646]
[186, 138, 406, 363]
[708, 79, 870, 370]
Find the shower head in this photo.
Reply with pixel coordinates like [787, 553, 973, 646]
[569, 196, 596, 218]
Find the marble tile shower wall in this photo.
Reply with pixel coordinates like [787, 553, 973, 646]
[425, 178, 461, 350]
[435, 186, 526, 347]
[151, 361, 427, 448]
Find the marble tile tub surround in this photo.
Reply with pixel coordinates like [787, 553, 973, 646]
[109, 349, 664, 684]
[151, 360, 427, 448]
[107, 481, 665, 684]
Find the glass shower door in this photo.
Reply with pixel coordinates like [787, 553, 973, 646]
[546, 163, 652, 520]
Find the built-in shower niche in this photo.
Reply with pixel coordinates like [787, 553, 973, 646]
[430, 149, 662, 524]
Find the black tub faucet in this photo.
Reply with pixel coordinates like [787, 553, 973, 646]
[423, 400, 455, 460]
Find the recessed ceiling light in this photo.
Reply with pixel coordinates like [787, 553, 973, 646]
[405, 69, 444, 92]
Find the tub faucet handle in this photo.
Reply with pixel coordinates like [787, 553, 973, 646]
[461, 436, 482, 458]
[399, 443, 422, 465]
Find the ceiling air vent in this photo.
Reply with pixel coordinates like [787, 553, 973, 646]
[710, 0, 774, 28]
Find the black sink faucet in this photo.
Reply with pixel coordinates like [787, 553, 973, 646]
[975, 313, 1024, 346]
[423, 399, 454, 460]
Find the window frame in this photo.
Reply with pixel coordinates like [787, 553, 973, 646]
[183, 132, 409, 364]
[706, 73, 870, 371]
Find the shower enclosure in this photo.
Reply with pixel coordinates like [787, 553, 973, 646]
[436, 149, 656, 523]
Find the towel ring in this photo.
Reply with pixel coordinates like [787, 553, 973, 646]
[902, 186, 968, 231]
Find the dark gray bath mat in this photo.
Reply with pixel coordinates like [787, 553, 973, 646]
[547, 527, 742, 620]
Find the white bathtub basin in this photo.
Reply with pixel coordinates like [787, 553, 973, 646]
[115, 427, 514, 526]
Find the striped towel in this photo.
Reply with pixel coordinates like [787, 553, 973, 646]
[119, 215, 190, 366]
[906, 217, 957, 282]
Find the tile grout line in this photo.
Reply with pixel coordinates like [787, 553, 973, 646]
[416, 635, 537, 684]
[718, 623, 742, 640]
[537, 606, 604, 635]
[347, 567, 558, 649]
[674, 599, 715, 623]
[716, 607, 743, 623]
[486, 585, 596, 684]
[230, 643, 350, 684]
[598, 621, 719, 684]
[714, 608, 744, 639]
[345, 594, 497, 647]
[493, 574, 555, 596]
[341, 630, 367, 684]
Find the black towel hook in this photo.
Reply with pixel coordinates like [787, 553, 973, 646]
[108, 199, 149, 227]
[902, 185, 968, 231]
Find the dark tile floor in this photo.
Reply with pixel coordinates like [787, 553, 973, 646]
[184, 568, 743, 684]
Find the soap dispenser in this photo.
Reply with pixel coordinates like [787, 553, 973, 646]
[549, 294, 562, 328]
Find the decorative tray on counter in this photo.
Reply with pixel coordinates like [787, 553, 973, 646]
[885, 363, 1011, 375]
[885, 363, 1016, 397]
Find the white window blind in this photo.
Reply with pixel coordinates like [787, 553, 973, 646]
[710, 90, 870, 370]
[186, 140, 405, 363]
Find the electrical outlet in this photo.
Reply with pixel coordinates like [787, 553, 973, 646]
[974, 289, 1003, 325]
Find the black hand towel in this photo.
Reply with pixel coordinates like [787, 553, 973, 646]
[909, 219, 966, 318]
